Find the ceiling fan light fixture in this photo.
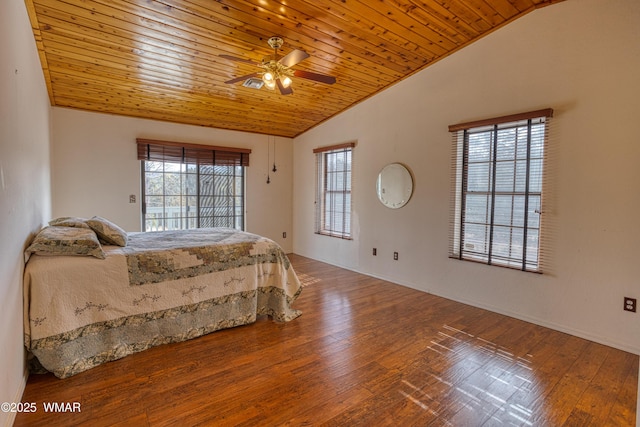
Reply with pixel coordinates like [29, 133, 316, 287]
[222, 36, 336, 95]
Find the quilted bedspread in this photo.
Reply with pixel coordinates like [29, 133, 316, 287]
[23, 228, 302, 378]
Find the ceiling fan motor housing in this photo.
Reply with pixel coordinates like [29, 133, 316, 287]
[267, 36, 284, 50]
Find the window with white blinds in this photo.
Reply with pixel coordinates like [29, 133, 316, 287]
[314, 142, 355, 239]
[448, 109, 553, 272]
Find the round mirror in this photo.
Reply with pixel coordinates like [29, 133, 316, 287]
[376, 163, 413, 209]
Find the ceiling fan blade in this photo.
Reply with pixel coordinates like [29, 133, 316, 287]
[276, 78, 293, 95]
[219, 54, 259, 66]
[293, 69, 337, 85]
[224, 72, 260, 85]
[279, 49, 310, 68]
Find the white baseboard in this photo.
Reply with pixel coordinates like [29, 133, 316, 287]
[3, 368, 28, 427]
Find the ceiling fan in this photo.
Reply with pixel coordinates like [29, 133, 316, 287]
[220, 37, 336, 95]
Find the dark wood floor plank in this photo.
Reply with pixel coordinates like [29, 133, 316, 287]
[529, 341, 611, 426]
[570, 349, 638, 426]
[607, 353, 639, 426]
[14, 254, 638, 426]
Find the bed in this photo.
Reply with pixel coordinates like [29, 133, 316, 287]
[23, 219, 302, 379]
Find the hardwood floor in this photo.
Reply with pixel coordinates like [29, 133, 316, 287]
[15, 254, 637, 426]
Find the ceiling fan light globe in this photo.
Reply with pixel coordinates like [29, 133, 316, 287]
[282, 76, 292, 88]
[263, 72, 274, 82]
[264, 79, 276, 90]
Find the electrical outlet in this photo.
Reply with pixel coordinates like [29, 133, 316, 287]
[624, 297, 636, 312]
[393, 252, 399, 261]
[129, 194, 136, 203]
[373, 248, 377, 256]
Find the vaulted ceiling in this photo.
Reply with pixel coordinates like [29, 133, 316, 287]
[24, 0, 564, 138]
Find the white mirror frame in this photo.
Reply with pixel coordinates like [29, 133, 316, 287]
[376, 163, 413, 209]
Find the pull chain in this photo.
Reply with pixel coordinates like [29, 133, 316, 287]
[266, 135, 271, 184]
[272, 136, 277, 172]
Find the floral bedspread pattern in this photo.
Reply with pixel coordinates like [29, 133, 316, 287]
[23, 228, 302, 378]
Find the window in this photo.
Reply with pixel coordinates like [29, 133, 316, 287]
[448, 109, 553, 272]
[314, 142, 355, 239]
[137, 139, 250, 232]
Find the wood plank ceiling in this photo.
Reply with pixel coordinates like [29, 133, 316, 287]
[24, 0, 565, 138]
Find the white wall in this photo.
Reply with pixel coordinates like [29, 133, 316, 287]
[51, 108, 294, 252]
[293, 0, 640, 354]
[0, 1, 52, 426]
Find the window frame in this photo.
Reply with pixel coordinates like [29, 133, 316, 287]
[449, 109, 553, 273]
[136, 138, 250, 233]
[314, 142, 355, 240]
[141, 161, 246, 232]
